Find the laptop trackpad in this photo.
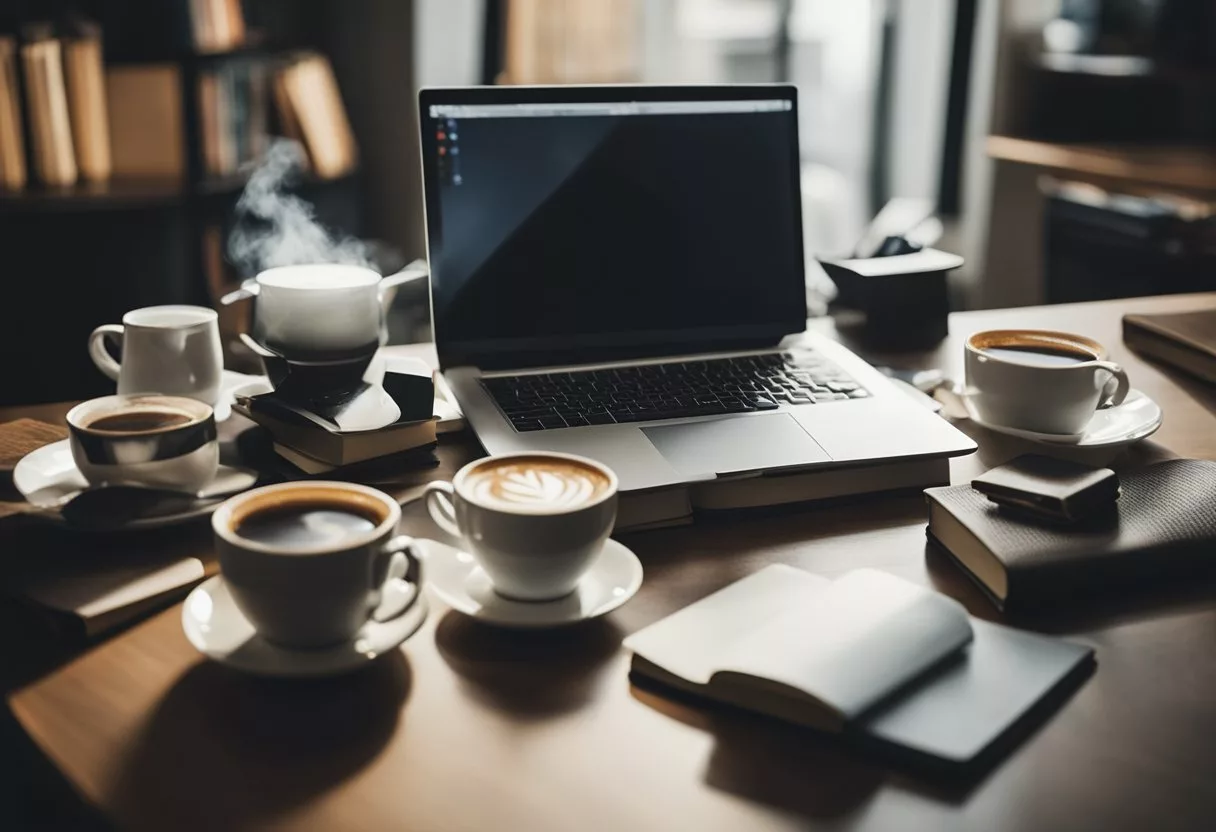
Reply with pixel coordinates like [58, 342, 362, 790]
[642, 413, 830, 478]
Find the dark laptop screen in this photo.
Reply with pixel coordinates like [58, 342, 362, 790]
[420, 87, 806, 368]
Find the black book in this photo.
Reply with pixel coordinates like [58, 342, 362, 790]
[926, 460, 1216, 611]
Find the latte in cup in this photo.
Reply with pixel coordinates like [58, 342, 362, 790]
[462, 455, 613, 513]
[424, 452, 619, 601]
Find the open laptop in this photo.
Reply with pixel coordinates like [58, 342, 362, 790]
[418, 85, 975, 493]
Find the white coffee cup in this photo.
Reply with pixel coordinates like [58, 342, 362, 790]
[66, 394, 219, 491]
[213, 481, 421, 648]
[252, 265, 385, 356]
[965, 329, 1130, 435]
[89, 305, 223, 405]
[423, 452, 619, 601]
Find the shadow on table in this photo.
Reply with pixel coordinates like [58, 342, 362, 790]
[434, 610, 623, 720]
[109, 652, 411, 830]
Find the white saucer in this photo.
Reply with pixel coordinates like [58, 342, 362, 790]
[182, 575, 428, 678]
[13, 440, 251, 529]
[965, 388, 1163, 448]
[416, 538, 643, 629]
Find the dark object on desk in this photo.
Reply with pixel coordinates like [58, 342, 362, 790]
[626, 566, 1093, 773]
[972, 455, 1120, 524]
[926, 459, 1216, 611]
[1123, 308, 1216, 385]
[819, 247, 963, 350]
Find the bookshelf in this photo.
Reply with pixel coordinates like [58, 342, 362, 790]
[0, 0, 367, 404]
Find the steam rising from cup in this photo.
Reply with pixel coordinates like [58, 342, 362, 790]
[227, 139, 382, 276]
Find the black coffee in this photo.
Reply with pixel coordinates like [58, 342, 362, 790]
[982, 345, 1092, 367]
[234, 502, 379, 548]
[86, 409, 193, 432]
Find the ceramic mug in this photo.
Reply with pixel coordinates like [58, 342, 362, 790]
[965, 329, 1130, 435]
[252, 265, 387, 357]
[89, 305, 223, 405]
[423, 452, 619, 601]
[65, 394, 219, 490]
[213, 481, 421, 648]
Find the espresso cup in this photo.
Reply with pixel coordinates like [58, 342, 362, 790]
[423, 452, 619, 601]
[213, 481, 421, 648]
[89, 305, 223, 405]
[66, 394, 218, 491]
[965, 329, 1130, 435]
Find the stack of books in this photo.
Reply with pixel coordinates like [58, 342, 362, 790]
[1, 25, 114, 189]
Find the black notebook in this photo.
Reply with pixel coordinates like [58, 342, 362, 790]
[625, 567, 1093, 769]
[927, 459, 1216, 610]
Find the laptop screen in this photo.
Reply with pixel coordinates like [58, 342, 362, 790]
[420, 86, 806, 369]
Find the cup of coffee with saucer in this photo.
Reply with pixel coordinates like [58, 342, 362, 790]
[419, 452, 643, 628]
[963, 329, 1160, 448]
[66, 394, 219, 492]
[183, 481, 427, 677]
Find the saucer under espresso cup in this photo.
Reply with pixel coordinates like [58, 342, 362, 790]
[212, 481, 422, 649]
[965, 330, 1130, 436]
[182, 574, 428, 678]
[423, 452, 619, 602]
[89, 305, 223, 406]
[418, 537, 642, 628]
[65, 394, 218, 492]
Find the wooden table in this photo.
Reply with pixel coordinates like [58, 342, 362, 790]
[9, 294, 1216, 831]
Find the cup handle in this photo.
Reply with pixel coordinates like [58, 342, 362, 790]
[1095, 361, 1130, 408]
[369, 534, 422, 623]
[423, 481, 462, 538]
[89, 325, 124, 381]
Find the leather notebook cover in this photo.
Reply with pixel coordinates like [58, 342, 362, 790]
[927, 460, 1216, 609]
[1123, 309, 1216, 384]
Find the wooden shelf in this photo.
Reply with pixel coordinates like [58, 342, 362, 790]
[0, 178, 188, 213]
[105, 32, 285, 67]
[987, 136, 1216, 197]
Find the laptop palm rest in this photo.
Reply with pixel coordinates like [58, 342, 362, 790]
[642, 413, 831, 478]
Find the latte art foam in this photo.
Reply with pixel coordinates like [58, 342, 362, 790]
[465, 458, 611, 512]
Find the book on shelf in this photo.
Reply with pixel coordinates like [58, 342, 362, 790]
[1123, 309, 1216, 386]
[106, 64, 184, 178]
[626, 565, 1094, 769]
[63, 26, 111, 182]
[0, 36, 26, 189]
[198, 62, 270, 178]
[189, 0, 247, 53]
[926, 459, 1216, 611]
[21, 37, 78, 187]
[275, 52, 357, 179]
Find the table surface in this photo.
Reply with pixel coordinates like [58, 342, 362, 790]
[9, 294, 1216, 832]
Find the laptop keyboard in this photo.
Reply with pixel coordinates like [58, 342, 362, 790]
[482, 351, 869, 432]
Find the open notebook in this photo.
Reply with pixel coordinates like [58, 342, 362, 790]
[625, 566, 1094, 767]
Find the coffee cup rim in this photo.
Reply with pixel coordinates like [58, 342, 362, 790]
[67, 394, 214, 436]
[256, 264, 382, 291]
[212, 480, 401, 556]
[122, 305, 218, 330]
[453, 451, 619, 516]
[965, 329, 1106, 367]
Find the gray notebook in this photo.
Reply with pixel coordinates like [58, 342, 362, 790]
[625, 566, 1094, 767]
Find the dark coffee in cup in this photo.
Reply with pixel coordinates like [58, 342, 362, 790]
[234, 502, 380, 548]
[84, 409, 194, 433]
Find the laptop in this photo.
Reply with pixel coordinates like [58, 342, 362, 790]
[418, 85, 975, 493]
